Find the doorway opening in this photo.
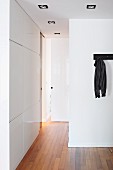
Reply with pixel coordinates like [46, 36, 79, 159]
[40, 36, 69, 125]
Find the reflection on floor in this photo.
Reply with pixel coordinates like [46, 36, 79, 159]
[17, 122, 113, 170]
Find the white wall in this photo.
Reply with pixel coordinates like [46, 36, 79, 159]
[10, 0, 40, 169]
[51, 38, 69, 121]
[69, 19, 113, 147]
[0, 1, 9, 170]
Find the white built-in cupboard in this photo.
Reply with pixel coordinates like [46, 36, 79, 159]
[10, 0, 41, 169]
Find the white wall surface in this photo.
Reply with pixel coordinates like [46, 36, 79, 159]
[51, 38, 69, 121]
[0, 1, 9, 170]
[69, 19, 113, 147]
[10, 114, 24, 170]
[10, 0, 40, 169]
[10, 42, 24, 121]
[10, 0, 40, 53]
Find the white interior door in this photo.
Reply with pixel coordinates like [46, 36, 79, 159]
[51, 38, 69, 121]
[40, 33, 43, 127]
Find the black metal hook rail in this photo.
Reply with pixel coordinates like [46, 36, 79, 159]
[94, 54, 113, 60]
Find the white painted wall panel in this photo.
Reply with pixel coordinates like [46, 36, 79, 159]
[10, 114, 24, 170]
[23, 13, 40, 53]
[10, 0, 40, 54]
[23, 103, 40, 154]
[69, 19, 113, 147]
[10, 0, 24, 45]
[24, 49, 40, 110]
[10, 41, 24, 121]
[0, 1, 9, 169]
[10, 0, 41, 169]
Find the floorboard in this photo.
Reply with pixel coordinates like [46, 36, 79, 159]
[16, 122, 113, 170]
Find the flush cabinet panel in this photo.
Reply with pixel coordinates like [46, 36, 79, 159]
[10, 41, 24, 121]
[23, 103, 40, 154]
[24, 49, 40, 111]
[10, 0, 25, 45]
[10, 115, 24, 170]
[10, 0, 40, 54]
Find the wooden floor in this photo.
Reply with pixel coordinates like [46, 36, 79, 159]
[16, 122, 113, 170]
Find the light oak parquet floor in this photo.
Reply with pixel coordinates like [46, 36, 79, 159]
[16, 122, 113, 170]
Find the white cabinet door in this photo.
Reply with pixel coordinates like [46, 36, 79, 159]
[10, 0, 40, 54]
[23, 103, 40, 154]
[10, 115, 24, 170]
[10, 41, 24, 121]
[23, 13, 40, 54]
[24, 49, 40, 111]
[10, 0, 24, 44]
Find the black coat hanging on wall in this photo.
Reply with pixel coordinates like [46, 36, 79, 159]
[94, 58, 107, 98]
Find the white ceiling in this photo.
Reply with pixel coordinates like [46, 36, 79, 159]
[16, 0, 113, 38]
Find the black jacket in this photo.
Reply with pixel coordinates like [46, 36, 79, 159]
[94, 59, 107, 98]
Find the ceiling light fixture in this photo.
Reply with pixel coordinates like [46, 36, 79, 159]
[87, 5, 96, 9]
[38, 5, 48, 9]
[54, 33, 60, 35]
[48, 21, 55, 24]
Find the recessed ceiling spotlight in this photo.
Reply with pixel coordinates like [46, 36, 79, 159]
[38, 5, 48, 9]
[87, 5, 96, 9]
[54, 33, 60, 35]
[48, 21, 55, 24]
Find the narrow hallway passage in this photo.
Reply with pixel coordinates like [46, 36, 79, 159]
[16, 122, 113, 170]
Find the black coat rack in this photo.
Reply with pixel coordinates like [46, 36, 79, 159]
[94, 54, 113, 60]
